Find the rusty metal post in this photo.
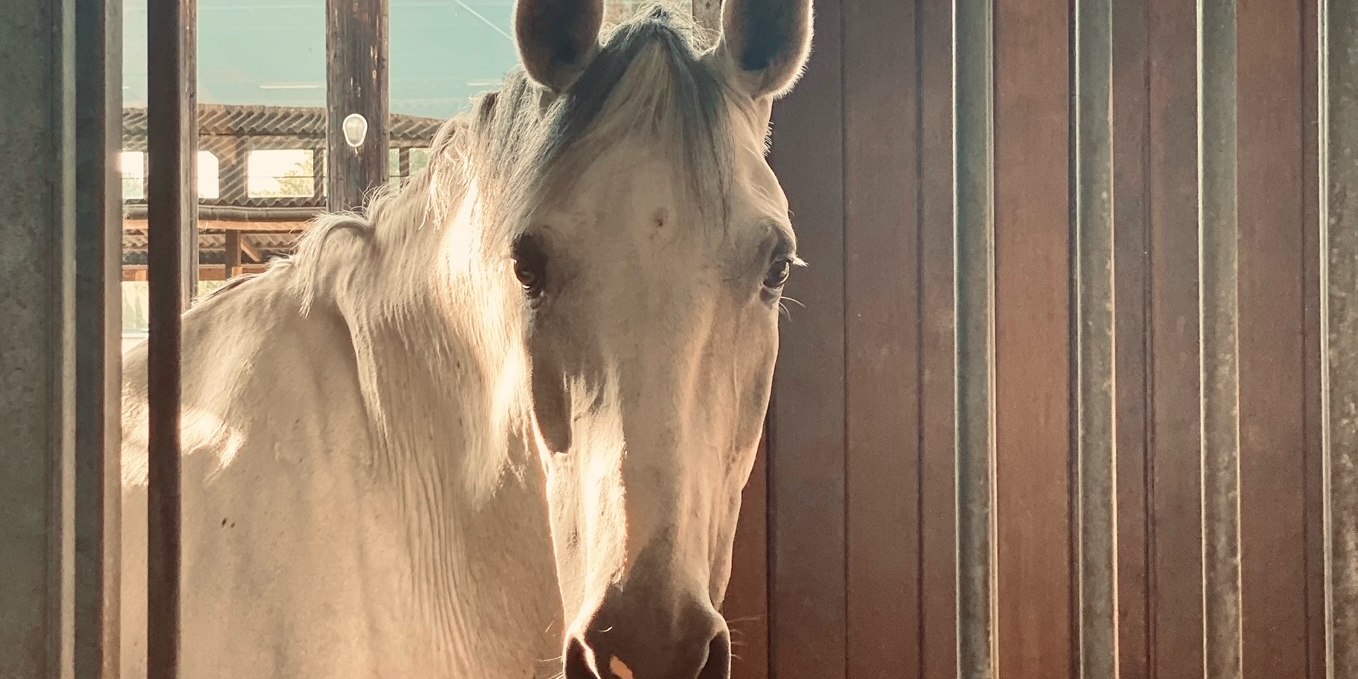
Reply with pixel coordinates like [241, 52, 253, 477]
[146, 0, 197, 673]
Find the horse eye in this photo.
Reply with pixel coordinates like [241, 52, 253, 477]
[764, 258, 791, 289]
[513, 257, 544, 296]
[511, 234, 549, 298]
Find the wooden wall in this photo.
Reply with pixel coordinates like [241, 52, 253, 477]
[717, 0, 1358, 677]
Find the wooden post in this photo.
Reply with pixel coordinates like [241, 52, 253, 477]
[693, 0, 720, 31]
[218, 137, 248, 204]
[224, 230, 241, 280]
[326, 0, 389, 213]
[146, 0, 196, 673]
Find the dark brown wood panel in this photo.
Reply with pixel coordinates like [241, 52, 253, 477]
[1301, 1, 1326, 675]
[1237, 2, 1310, 677]
[993, 0, 1073, 675]
[916, 0, 958, 677]
[1112, 1, 1151, 677]
[1147, 0, 1205, 676]
[843, 0, 921, 677]
[765, 0, 846, 675]
[725, 435, 769, 679]
[729, 1, 1335, 676]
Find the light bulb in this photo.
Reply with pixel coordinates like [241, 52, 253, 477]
[342, 113, 368, 149]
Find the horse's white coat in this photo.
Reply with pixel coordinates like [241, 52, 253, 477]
[119, 5, 810, 677]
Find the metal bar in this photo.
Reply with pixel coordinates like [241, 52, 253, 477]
[954, 0, 995, 676]
[1074, 0, 1118, 675]
[1197, 0, 1242, 676]
[146, 0, 197, 673]
[326, 0, 389, 212]
[74, 0, 122, 673]
[1321, 0, 1358, 673]
[0, 0, 78, 674]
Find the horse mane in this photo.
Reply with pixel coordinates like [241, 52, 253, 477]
[220, 5, 744, 487]
[285, 5, 736, 296]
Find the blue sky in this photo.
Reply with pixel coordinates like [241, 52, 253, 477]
[123, 0, 521, 119]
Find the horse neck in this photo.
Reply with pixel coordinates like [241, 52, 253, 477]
[327, 177, 561, 656]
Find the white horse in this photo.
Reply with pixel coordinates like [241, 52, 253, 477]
[120, 1, 812, 677]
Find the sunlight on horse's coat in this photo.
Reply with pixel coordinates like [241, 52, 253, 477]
[119, 1, 813, 677]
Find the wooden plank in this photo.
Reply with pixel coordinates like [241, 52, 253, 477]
[1322, 0, 1358, 671]
[1300, 1, 1325, 675]
[723, 434, 768, 679]
[843, 0, 920, 676]
[766, 0, 846, 674]
[239, 236, 264, 264]
[993, 0, 1073, 674]
[73, 0, 122, 673]
[224, 231, 241, 279]
[954, 0, 995, 675]
[325, 0, 389, 212]
[1073, 0, 1117, 675]
[1148, 0, 1205, 675]
[122, 265, 269, 282]
[1111, 1, 1151, 676]
[692, 0, 719, 31]
[145, 0, 197, 672]
[917, 0, 958, 676]
[1236, 1, 1309, 677]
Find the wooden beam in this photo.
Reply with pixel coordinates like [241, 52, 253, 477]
[693, 0, 720, 31]
[326, 0, 389, 212]
[239, 235, 263, 264]
[224, 230, 241, 279]
[124, 265, 268, 282]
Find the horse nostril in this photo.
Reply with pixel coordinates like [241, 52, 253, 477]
[696, 633, 731, 679]
[564, 638, 599, 679]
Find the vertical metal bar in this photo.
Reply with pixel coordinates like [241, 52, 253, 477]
[1197, 0, 1242, 676]
[146, 0, 197, 673]
[1321, 0, 1358, 674]
[326, 0, 389, 212]
[74, 0, 122, 673]
[954, 0, 995, 676]
[1074, 0, 1118, 675]
[0, 0, 77, 675]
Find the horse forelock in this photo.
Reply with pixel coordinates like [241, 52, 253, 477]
[268, 6, 748, 488]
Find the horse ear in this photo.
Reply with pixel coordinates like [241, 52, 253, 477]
[717, 0, 814, 98]
[514, 0, 605, 92]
